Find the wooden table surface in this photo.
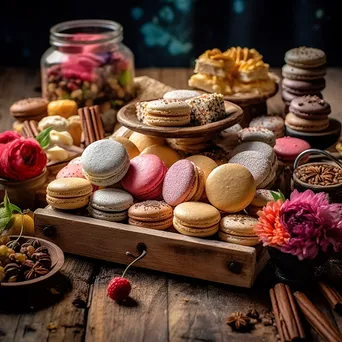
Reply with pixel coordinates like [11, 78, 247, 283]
[0, 67, 341, 342]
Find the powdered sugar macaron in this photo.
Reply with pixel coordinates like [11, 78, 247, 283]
[88, 188, 133, 222]
[249, 115, 285, 138]
[231, 141, 276, 164]
[238, 127, 276, 147]
[81, 140, 130, 186]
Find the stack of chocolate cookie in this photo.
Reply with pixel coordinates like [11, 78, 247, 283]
[281, 47, 326, 109]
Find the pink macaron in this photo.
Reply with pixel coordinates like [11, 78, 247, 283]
[121, 154, 167, 200]
[274, 137, 311, 162]
[57, 163, 85, 179]
[162, 159, 197, 206]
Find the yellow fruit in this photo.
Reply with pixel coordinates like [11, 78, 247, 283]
[6, 214, 35, 236]
[48, 99, 78, 119]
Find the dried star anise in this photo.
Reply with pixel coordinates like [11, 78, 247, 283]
[227, 312, 252, 332]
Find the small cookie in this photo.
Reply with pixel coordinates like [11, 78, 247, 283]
[282, 78, 325, 95]
[231, 141, 275, 163]
[238, 127, 276, 147]
[282, 64, 326, 80]
[129, 132, 164, 152]
[249, 115, 285, 138]
[289, 95, 331, 120]
[10, 97, 48, 121]
[274, 136, 311, 161]
[285, 113, 329, 132]
[220, 214, 258, 237]
[284, 47, 326, 69]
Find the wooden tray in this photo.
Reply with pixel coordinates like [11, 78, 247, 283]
[117, 100, 243, 138]
[34, 207, 269, 288]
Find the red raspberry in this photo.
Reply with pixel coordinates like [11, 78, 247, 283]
[107, 277, 131, 302]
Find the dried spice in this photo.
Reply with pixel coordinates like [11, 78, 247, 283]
[226, 312, 252, 332]
[295, 164, 342, 186]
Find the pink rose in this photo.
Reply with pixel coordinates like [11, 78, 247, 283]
[0, 138, 47, 181]
[0, 131, 21, 144]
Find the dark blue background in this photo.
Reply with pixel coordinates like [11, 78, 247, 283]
[0, 0, 340, 68]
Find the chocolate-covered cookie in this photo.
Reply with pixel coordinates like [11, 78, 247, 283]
[289, 95, 331, 120]
[282, 78, 325, 95]
[284, 47, 326, 69]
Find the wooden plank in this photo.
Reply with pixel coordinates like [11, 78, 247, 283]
[0, 257, 95, 342]
[86, 266, 168, 342]
[34, 208, 257, 287]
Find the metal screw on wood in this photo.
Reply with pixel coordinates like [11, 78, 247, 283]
[228, 261, 242, 274]
[43, 226, 55, 237]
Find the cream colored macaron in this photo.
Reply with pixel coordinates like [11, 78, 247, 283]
[110, 136, 140, 160]
[186, 155, 218, 180]
[206, 164, 256, 213]
[129, 132, 165, 152]
[140, 144, 180, 168]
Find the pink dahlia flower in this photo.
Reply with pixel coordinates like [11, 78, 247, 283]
[279, 189, 342, 260]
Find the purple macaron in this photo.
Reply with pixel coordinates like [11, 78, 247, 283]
[289, 95, 331, 120]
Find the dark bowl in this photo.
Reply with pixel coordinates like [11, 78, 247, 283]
[285, 118, 341, 150]
[0, 236, 64, 288]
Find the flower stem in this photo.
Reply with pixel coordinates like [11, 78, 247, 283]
[122, 248, 147, 278]
[14, 213, 24, 243]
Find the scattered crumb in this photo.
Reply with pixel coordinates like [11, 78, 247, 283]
[47, 323, 57, 331]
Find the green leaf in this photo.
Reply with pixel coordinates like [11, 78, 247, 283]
[0, 207, 12, 233]
[271, 190, 286, 202]
[36, 127, 52, 150]
[279, 191, 286, 202]
[8, 203, 22, 215]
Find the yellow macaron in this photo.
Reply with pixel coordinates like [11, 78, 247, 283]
[111, 136, 140, 160]
[140, 144, 180, 168]
[206, 163, 256, 213]
[46, 177, 93, 210]
[219, 214, 260, 246]
[186, 155, 218, 180]
[129, 132, 165, 152]
[173, 202, 221, 237]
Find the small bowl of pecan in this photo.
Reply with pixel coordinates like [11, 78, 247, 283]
[293, 149, 342, 203]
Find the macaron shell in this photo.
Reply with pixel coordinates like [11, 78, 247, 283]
[129, 132, 165, 152]
[284, 47, 326, 68]
[206, 164, 256, 213]
[146, 115, 190, 127]
[289, 95, 331, 119]
[238, 127, 276, 147]
[162, 160, 197, 206]
[249, 115, 285, 138]
[128, 200, 173, 222]
[140, 145, 180, 168]
[57, 164, 85, 179]
[282, 78, 325, 94]
[163, 89, 201, 101]
[285, 113, 329, 132]
[128, 217, 173, 230]
[218, 231, 260, 246]
[191, 167, 205, 201]
[282, 64, 326, 80]
[220, 215, 258, 236]
[47, 194, 90, 210]
[231, 141, 274, 162]
[88, 206, 128, 222]
[90, 188, 134, 212]
[274, 136, 311, 161]
[186, 155, 218, 180]
[47, 178, 93, 198]
[173, 202, 221, 228]
[173, 219, 219, 237]
[250, 189, 277, 207]
[110, 136, 140, 160]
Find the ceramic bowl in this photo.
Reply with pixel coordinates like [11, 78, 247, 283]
[285, 118, 341, 150]
[1, 236, 64, 287]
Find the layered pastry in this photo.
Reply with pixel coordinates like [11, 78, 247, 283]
[189, 46, 275, 96]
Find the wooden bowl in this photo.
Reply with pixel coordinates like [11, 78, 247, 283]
[1, 236, 64, 287]
[117, 100, 243, 138]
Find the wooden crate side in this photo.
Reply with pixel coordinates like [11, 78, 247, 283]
[34, 208, 257, 288]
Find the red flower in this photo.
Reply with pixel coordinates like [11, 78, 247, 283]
[0, 131, 21, 144]
[0, 138, 47, 180]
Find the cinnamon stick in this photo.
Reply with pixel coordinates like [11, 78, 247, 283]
[319, 282, 342, 313]
[78, 108, 90, 146]
[294, 291, 342, 342]
[23, 120, 34, 138]
[270, 283, 305, 341]
[84, 107, 95, 144]
[90, 106, 101, 141]
[29, 120, 39, 137]
[93, 105, 105, 140]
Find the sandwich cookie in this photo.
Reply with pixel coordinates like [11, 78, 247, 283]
[46, 178, 92, 210]
[284, 47, 326, 69]
[140, 145, 180, 168]
[128, 200, 173, 230]
[274, 137, 311, 162]
[246, 189, 277, 217]
[229, 151, 272, 188]
[219, 215, 260, 246]
[173, 202, 220, 237]
[81, 140, 130, 186]
[285, 113, 329, 132]
[88, 188, 133, 222]
[215, 124, 242, 151]
[282, 78, 325, 96]
[238, 127, 276, 147]
[110, 136, 140, 160]
[186, 155, 218, 181]
[249, 115, 285, 138]
[206, 164, 256, 212]
[145, 99, 191, 127]
[289, 95, 331, 120]
[162, 160, 204, 206]
[163, 89, 201, 101]
[129, 132, 165, 152]
[10, 97, 48, 122]
[282, 64, 326, 80]
[122, 154, 167, 200]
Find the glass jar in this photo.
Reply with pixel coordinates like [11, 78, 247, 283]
[41, 19, 135, 131]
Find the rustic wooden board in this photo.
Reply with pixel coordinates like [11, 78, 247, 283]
[34, 208, 263, 288]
